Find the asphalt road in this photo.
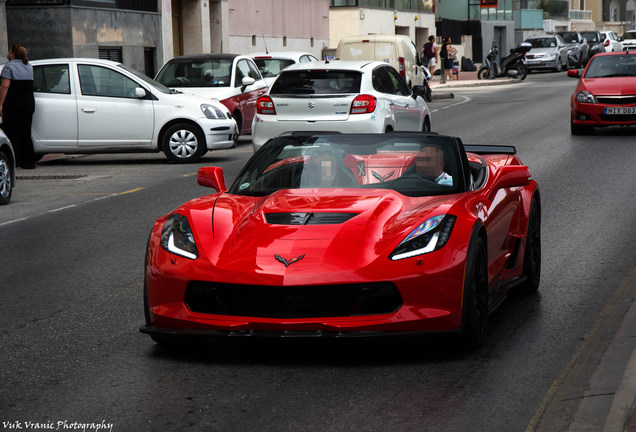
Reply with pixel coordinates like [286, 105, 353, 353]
[3, 71, 636, 431]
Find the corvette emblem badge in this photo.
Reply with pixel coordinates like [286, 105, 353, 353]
[372, 170, 395, 182]
[275, 254, 305, 267]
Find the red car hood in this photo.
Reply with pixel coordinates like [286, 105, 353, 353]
[190, 189, 458, 276]
[581, 77, 636, 95]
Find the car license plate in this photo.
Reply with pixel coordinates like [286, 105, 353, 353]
[604, 107, 636, 114]
[528, 59, 541, 64]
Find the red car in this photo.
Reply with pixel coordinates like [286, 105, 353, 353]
[141, 133, 541, 348]
[568, 51, 636, 135]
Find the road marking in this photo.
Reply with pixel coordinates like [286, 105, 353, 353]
[66, 187, 145, 196]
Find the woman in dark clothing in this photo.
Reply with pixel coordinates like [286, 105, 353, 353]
[0, 44, 36, 169]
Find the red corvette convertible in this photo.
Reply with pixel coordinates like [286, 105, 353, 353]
[141, 132, 541, 347]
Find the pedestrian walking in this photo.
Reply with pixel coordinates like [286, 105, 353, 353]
[0, 44, 36, 169]
[439, 37, 448, 84]
[421, 35, 438, 77]
[442, 37, 457, 83]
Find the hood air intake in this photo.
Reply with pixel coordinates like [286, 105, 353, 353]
[265, 212, 358, 225]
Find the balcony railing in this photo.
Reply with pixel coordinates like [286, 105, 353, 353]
[569, 9, 592, 20]
[330, 0, 431, 11]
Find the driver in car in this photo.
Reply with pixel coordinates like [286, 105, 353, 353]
[415, 146, 453, 186]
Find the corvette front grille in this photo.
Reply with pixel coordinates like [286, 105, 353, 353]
[185, 281, 402, 318]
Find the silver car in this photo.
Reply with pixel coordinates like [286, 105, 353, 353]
[557, 31, 590, 68]
[524, 35, 569, 72]
[0, 129, 15, 205]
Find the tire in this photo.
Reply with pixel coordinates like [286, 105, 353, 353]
[422, 117, 431, 132]
[517, 61, 528, 80]
[231, 111, 242, 148]
[162, 123, 206, 164]
[477, 67, 489, 80]
[462, 236, 489, 348]
[520, 197, 541, 293]
[0, 150, 13, 205]
[554, 58, 563, 72]
[425, 87, 432, 103]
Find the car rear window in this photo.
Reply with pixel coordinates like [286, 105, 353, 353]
[253, 58, 295, 78]
[270, 71, 362, 95]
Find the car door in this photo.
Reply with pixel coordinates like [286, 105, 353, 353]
[232, 58, 267, 133]
[76, 63, 154, 147]
[31, 63, 78, 148]
[383, 66, 422, 131]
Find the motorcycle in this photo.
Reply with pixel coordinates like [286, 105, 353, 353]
[478, 40, 531, 81]
[421, 65, 433, 102]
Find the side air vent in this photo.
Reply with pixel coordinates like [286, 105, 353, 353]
[265, 212, 358, 225]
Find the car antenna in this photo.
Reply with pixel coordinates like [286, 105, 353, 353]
[262, 34, 268, 54]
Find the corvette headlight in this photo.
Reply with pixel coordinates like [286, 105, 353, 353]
[201, 104, 228, 120]
[390, 214, 457, 261]
[160, 213, 199, 260]
[576, 91, 597, 104]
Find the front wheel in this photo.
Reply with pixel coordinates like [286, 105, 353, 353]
[0, 150, 13, 205]
[162, 123, 206, 164]
[422, 117, 431, 132]
[462, 236, 489, 348]
[477, 67, 489, 80]
[424, 86, 432, 103]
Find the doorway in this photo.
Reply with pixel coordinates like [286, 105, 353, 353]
[172, 0, 184, 57]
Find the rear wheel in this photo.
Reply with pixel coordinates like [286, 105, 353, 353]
[520, 197, 541, 293]
[423, 117, 431, 132]
[516, 61, 528, 80]
[462, 236, 489, 348]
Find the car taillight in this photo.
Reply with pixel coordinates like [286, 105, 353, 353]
[399, 57, 405, 77]
[604, 39, 610, 47]
[350, 95, 377, 114]
[256, 96, 276, 115]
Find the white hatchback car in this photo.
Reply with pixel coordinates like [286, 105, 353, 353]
[29, 58, 237, 163]
[601, 31, 623, 52]
[251, 60, 431, 152]
[249, 52, 320, 87]
[620, 30, 636, 51]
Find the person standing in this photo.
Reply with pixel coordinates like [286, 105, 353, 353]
[0, 44, 36, 169]
[421, 35, 438, 77]
[443, 37, 457, 83]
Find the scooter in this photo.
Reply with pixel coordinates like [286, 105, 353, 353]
[421, 65, 433, 102]
[478, 40, 531, 81]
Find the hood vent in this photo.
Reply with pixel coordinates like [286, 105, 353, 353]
[265, 212, 358, 225]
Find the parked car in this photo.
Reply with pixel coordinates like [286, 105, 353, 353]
[25, 58, 237, 164]
[567, 52, 636, 135]
[249, 52, 320, 87]
[600, 31, 623, 52]
[620, 30, 636, 51]
[140, 132, 541, 348]
[336, 34, 427, 88]
[557, 31, 590, 67]
[524, 34, 569, 72]
[155, 54, 268, 142]
[251, 60, 431, 152]
[580, 31, 604, 58]
[0, 130, 15, 205]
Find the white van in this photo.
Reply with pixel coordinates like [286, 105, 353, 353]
[336, 34, 425, 88]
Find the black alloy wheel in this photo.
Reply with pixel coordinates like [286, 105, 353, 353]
[520, 197, 541, 293]
[462, 237, 489, 348]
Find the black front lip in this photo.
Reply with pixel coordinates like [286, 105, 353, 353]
[140, 325, 460, 339]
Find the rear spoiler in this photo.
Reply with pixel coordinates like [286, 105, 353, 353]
[464, 145, 516, 155]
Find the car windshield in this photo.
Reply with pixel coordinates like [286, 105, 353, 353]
[560, 33, 579, 43]
[253, 58, 295, 78]
[526, 38, 557, 48]
[117, 64, 171, 94]
[229, 134, 465, 198]
[270, 70, 362, 95]
[582, 32, 598, 43]
[584, 55, 636, 78]
[155, 58, 233, 87]
[623, 31, 636, 40]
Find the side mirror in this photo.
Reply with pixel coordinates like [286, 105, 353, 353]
[492, 165, 531, 190]
[241, 77, 256, 92]
[135, 88, 146, 98]
[567, 69, 580, 78]
[197, 166, 228, 193]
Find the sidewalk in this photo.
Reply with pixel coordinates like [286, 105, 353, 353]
[427, 69, 519, 100]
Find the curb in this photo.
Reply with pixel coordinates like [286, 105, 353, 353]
[429, 78, 521, 101]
